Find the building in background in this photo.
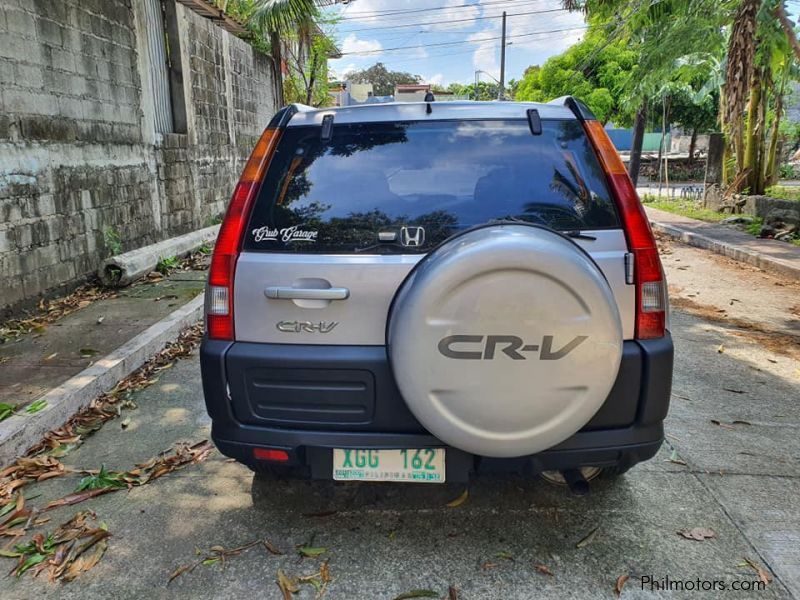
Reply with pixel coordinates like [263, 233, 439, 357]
[0, 0, 279, 313]
[394, 83, 431, 102]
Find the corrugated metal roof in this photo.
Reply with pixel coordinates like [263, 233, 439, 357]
[175, 0, 248, 37]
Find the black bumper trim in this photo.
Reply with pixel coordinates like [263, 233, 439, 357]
[201, 334, 672, 477]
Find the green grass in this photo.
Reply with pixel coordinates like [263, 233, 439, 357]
[744, 217, 764, 237]
[640, 195, 726, 223]
[641, 194, 800, 247]
[156, 255, 180, 275]
[764, 185, 800, 202]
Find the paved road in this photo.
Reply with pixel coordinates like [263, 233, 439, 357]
[5, 243, 800, 599]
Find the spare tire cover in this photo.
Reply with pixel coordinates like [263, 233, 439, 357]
[388, 224, 623, 458]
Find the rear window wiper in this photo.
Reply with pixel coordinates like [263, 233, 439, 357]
[564, 230, 597, 241]
[489, 217, 597, 241]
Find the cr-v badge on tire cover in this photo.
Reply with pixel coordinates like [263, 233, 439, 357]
[438, 334, 588, 360]
[387, 224, 623, 458]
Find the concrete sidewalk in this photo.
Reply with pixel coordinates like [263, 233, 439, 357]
[0, 266, 207, 464]
[645, 206, 800, 281]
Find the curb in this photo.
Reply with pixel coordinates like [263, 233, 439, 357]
[650, 220, 800, 282]
[98, 225, 219, 287]
[0, 294, 204, 467]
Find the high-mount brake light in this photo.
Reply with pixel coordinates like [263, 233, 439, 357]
[583, 120, 666, 339]
[207, 127, 281, 340]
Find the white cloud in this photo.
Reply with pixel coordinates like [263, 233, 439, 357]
[405, 45, 429, 60]
[330, 62, 359, 80]
[340, 34, 382, 55]
[426, 73, 445, 86]
[468, 30, 500, 78]
[468, 8, 586, 76]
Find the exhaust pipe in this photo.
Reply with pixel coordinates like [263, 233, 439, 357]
[561, 469, 590, 496]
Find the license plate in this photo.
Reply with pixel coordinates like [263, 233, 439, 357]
[332, 448, 445, 483]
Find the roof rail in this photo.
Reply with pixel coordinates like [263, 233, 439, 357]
[548, 96, 596, 122]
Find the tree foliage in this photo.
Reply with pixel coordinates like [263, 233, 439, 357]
[514, 24, 638, 124]
[441, 81, 506, 101]
[346, 63, 422, 96]
[283, 31, 336, 106]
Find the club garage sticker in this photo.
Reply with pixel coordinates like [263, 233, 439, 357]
[252, 225, 318, 243]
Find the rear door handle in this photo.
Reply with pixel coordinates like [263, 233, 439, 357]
[265, 286, 350, 300]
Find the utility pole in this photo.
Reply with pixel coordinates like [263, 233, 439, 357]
[498, 11, 506, 100]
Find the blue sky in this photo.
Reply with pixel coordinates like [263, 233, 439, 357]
[324, 0, 587, 87]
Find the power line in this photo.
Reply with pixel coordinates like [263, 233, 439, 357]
[382, 27, 586, 67]
[339, 24, 589, 56]
[337, 7, 568, 34]
[335, 0, 536, 21]
[335, 0, 531, 16]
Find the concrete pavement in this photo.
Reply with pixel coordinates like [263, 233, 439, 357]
[3, 239, 799, 599]
[0, 268, 207, 464]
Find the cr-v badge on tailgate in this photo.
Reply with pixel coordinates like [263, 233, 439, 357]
[277, 321, 338, 333]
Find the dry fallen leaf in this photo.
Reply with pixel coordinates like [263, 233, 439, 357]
[614, 574, 629, 597]
[277, 568, 299, 598]
[168, 563, 198, 584]
[43, 488, 114, 511]
[743, 557, 772, 585]
[320, 559, 331, 583]
[677, 527, 716, 541]
[9, 511, 110, 582]
[576, 526, 599, 548]
[534, 563, 554, 576]
[448, 585, 459, 600]
[446, 489, 469, 508]
[263, 539, 284, 555]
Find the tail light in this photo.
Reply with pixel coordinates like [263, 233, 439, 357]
[583, 121, 666, 339]
[207, 127, 281, 340]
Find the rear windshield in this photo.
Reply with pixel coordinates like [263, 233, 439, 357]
[244, 119, 619, 253]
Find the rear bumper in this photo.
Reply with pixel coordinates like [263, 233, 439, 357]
[200, 334, 673, 481]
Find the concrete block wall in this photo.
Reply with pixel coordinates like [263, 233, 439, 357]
[0, 0, 278, 313]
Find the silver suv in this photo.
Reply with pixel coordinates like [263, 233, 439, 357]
[200, 97, 673, 491]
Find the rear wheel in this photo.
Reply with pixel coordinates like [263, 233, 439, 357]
[539, 467, 602, 486]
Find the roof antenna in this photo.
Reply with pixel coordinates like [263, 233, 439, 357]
[424, 91, 435, 114]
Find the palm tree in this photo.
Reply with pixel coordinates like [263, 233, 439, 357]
[723, 0, 760, 182]
[250, 0, 339, 105]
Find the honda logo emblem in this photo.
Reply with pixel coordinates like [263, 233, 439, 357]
[400, 226, 425, 247]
